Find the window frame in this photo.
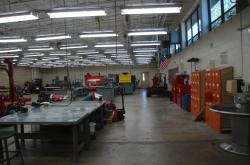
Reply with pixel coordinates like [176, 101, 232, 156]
[208, 0, 237, 31]
[185, 6, 201, 46]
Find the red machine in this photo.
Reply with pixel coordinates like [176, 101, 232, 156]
[0, 59, 31, 116]
[172, 75, 190, 107]
[146, 73, 169, 97]
[85, 73, 107, 91]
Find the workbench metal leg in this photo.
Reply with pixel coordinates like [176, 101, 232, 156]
[84, 118, 90, 149]
[72, 125, 79, 164]
[20, 124, 25, 146]
[100, 106, 104, 129]
[14, 125, 18, 132]
[0, 140, 4, 164]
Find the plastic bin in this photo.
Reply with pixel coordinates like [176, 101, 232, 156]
[89, 122, 96, 135]
[182, 94, 190, 111]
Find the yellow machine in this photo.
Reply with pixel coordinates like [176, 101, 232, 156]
[118, 73, 134, 94]
[119, 73, 132, 83]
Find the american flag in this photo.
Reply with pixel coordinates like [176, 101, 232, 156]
[160, 57, 170, 73]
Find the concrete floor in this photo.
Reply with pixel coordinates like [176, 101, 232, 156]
[9, 90, 250, 164]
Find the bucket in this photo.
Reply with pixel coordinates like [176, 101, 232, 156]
[89, 122, 96, 135]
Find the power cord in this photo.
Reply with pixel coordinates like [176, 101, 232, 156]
[50, 0, 73, 107]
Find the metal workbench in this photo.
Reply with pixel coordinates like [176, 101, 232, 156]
[0, 101, 105, 164]
[96, 86, 120, 100]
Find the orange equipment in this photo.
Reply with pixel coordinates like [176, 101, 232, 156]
[85, 73, 107, 91]
[0, 59, 31, 116]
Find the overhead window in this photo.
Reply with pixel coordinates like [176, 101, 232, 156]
[192, 13, 199, 41]
[209, 0, 237, 30]
[186, 19, 192, 45]
[185, 7, 201, 46]
[223, 0, 237, 21]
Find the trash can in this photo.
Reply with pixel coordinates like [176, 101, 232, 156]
[182, 94, 190, 111]
[89, 122, 96, 135]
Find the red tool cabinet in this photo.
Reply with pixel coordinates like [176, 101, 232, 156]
[172, 75, 190, 106]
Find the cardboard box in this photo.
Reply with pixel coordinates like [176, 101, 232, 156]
[226, 80, 237, 94]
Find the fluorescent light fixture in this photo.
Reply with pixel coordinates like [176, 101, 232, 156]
[134, 54, 154, 57]
[21, 58, 38, 61]
[105, 50, 127, 54]
[111, 55, 130, 58]
[137, 61, 150, 63]
[95, 43, 124, 48]
[111, 53, 130, 56]
[87, 54, 106, 57]
[28, 45, 54, 51]
[18, 63, 30, 65]
[23, 53, 44, 57]
[49, 52, 71, 56]
[133, 48, 158, 53]
[0, 48, 22, 53]
[112, 55, 130, 57]
[121, 3, 182, 15]
[136, 59, 152, 61]
[80, 31, 117, 38]
[131, 41, 160, 47]
[47, 7, 106, 18]
[0, 36, 27, 43]
[128, 29, 167, 36]
[114, 58, 131, 61]
[35, 33, 71, 41]
[0, 55, 19, 59]
[135, 52, 155, 54]
[87, 56, 106, 58]
[60, 44, 88, 50]
[137, 63, 150, 64]
[137, 58, 151, 60]
[76, 51, 99, 55]
[137, 61, 151, 63]
[55, 60, 68, 63]
[136, 58, 152, 60]
[0, 11, 38, 24]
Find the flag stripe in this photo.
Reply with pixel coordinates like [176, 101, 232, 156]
[160, 58, 170, 72]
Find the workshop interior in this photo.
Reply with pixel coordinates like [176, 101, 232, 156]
[0, 0, 250, 165]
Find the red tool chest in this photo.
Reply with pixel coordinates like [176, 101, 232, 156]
[172, 75, 190, 106]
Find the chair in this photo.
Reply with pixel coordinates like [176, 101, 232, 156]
[0, 131, 24, 165]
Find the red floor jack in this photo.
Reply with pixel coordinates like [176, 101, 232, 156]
[105, 88, 125, 122]
[0, 59, 31, 116]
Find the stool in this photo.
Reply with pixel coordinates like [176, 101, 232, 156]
[0, 131, 24, 165]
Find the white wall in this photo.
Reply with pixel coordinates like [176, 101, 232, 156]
[165, 6, 250, 83]
[39, 65, 159, 87]
[0, 67, 32, 87]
